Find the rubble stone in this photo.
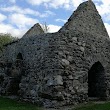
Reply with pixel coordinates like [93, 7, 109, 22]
[0, 0, 109, 108]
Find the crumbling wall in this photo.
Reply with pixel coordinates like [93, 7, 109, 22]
[0, 0, 110, 108]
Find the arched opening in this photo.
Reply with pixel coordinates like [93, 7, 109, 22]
[16, 53, 23, 67]
[88, 61, 106, 98]
[17, 53, 23, 60]
[7, 53, 24, 95]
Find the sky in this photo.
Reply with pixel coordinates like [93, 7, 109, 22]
[0, 0, 110, 38]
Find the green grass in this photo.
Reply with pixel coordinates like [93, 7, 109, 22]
[73, 102, 110, 110]
[1, 96, 110, 110]
[0, 97, 42, 110]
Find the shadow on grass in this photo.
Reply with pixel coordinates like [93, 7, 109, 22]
[73, 102, 110, 110]
[0, 97, 42, 110]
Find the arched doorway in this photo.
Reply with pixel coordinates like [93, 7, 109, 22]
[17, 53, 23, 60]
[7, 53, 24, 95]
[16, 53, 23, 67]
[88, 61, 106, 98]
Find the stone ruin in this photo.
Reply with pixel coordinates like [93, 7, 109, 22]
[0, 0, 110, 107]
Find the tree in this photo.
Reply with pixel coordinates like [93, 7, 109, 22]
[0, 33, 18, 52]
[41, 22, 49, 33]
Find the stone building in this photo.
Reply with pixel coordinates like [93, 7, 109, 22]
[0, 0, 110, 107]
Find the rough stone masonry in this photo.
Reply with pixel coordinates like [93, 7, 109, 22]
[0, 0, 110, 108]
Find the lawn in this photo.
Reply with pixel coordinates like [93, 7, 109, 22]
[73, 101, 110, 110]
[0, 97, 42, 110]
[1, 96, 110, 110]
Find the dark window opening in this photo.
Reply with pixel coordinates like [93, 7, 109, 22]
[16, 53, 23, 67]
[16, 53, 23, 60]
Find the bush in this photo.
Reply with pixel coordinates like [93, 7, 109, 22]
[0, 33, 18, 52]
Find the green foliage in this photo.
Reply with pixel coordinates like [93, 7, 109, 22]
[0, 97, 42, 110]
[0, 33, 18, 51]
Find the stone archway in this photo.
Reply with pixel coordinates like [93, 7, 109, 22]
[16, 53, 23, 67]
[7, 53, 24, 95]
[17, 53, 23, 60]
[88, 61, 106, 98]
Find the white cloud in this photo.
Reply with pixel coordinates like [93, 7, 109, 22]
[38, 10, 55, 18]
[104, 23, 110, 37]
[26, 0, 86, 10]
[71, 0, 85, 8]
[27, 0, 51, 6]
[0, 13, 7, 22]
[55, 19, 66, 23]
[0, 13, 39, 38]
[49, 0, 70, 9]
[48, 24, 61, 33]
[25, 0, 110, 15]
[95, 0, 110, 22]
[26, 0, 110, 36]
[0, 5, 54, 37]
[1, 6, 40, 16]
[26, 0, 70, 9]
[96, 3, 110, 16]
[0, 0, 110, 38]
[0, 6, 55, 18]
[9, 13, 39, 29]
[0, 23, 27, 37]
[94, 0, 110, 35]
[9, 0, 16, 3]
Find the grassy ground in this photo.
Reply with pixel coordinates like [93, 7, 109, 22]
[1, 96, 110, 110]
[73, 101, 110, 110]
[0, 97, 42, 110]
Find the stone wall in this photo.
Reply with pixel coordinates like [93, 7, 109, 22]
[60, 1, 109, 38]
[0, 0, 110, 108]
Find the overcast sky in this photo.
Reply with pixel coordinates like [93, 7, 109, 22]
[0, 0, 110, 38]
